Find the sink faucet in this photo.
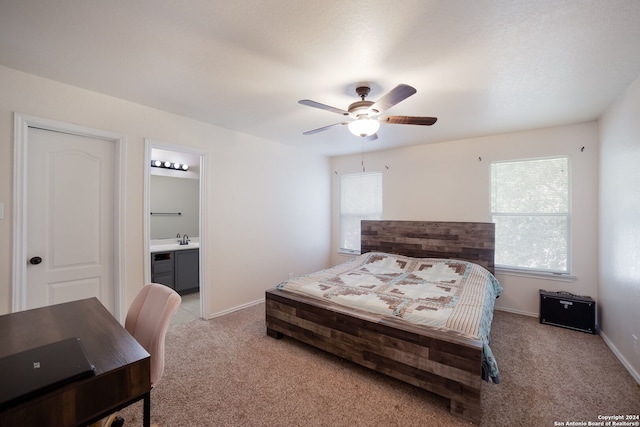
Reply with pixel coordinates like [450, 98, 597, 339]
[180, 234, 189, 245]
[176, 233, 181, 243]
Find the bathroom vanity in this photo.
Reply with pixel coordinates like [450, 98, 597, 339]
[150, 241, 199, 295]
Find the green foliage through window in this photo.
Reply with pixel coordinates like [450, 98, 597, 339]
[490, 157, 570, 273]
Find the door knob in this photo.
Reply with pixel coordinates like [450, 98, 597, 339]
[29, 256, 42, 265]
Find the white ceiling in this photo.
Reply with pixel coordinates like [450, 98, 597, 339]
[1, 0, 640, 157]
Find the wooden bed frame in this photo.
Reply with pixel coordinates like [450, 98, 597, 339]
[265, 220, 496, 424]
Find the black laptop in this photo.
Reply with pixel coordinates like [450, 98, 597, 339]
[0, 337, 95, 410]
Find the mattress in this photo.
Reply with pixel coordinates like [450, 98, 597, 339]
[276, 251, 503, 382]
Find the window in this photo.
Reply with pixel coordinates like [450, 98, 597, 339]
[340, 172, 382, 252]
[490, 157, 570, 274]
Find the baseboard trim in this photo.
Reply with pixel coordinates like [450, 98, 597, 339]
[208, 298, 265, 319]
[599, 331, 640, 385]
[495, 306, 538, 318]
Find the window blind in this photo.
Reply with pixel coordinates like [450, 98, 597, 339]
[340, 172, 382, 252]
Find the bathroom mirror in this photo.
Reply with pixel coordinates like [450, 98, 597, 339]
[150, 175, 199, 239]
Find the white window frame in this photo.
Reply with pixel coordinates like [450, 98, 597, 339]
[340, 172, 382, 254]
[490, 156, 572, 278]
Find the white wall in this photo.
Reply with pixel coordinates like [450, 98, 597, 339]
[599, 75, 640, 381]
[331, 122, 600, 317]
[0, 65, 331, 317]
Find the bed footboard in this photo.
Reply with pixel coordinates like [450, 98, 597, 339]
[265, 288, 483, 424]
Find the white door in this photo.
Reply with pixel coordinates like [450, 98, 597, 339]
[25, 127, 115, 311]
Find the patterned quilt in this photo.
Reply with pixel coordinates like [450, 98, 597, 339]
[276, 251, 503, 383]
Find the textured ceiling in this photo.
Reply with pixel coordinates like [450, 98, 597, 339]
[1, 0, 640, 156]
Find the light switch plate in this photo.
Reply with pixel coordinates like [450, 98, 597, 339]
[0, 202, 4, 220]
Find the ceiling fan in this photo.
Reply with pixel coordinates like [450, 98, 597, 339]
[298, 84, 437, 140]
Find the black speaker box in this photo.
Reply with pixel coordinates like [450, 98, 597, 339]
[539, 290, 596, 334]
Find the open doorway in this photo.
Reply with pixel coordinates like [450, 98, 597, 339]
[144, 139, 206, 323]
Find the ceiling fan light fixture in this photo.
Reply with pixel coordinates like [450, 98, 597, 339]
[348, 117, 380, 137]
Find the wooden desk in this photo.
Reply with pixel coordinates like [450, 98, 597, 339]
[0, 298, 151, 427]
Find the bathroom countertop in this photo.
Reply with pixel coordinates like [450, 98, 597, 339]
[150, 238, 200, 253]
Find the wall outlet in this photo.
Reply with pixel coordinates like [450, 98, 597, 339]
[633, 334, 639, 355]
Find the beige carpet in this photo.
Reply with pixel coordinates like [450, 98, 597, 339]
[119, 303, 640, 426]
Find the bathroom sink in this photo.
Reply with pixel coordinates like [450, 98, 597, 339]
[150, 241, 200, 253]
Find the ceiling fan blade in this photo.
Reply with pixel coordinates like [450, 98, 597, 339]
[370, 84, 417, 114]
[303, 122, 348, 135]
[299, 99, 350, 116]
[382, 116, 438, 126]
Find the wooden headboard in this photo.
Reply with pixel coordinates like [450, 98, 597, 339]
[361, 220, 495, 274]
